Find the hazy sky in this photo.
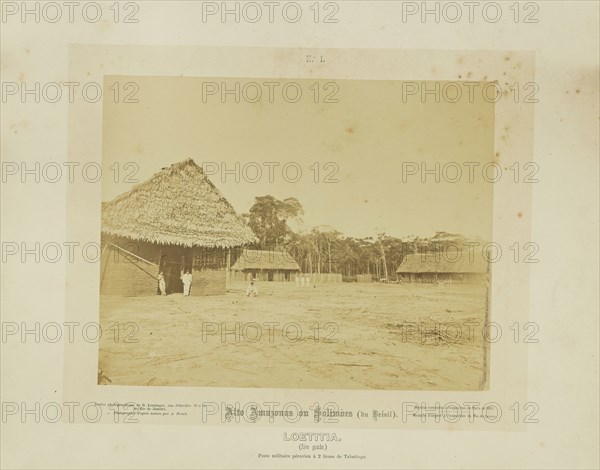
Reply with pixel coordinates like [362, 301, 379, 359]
[102, 76, 494, 239]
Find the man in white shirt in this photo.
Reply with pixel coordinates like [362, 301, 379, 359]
[181, 270, 193, 296]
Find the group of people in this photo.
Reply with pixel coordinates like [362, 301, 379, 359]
[156, 269, 261, 298]
[157, 270, 193, 296]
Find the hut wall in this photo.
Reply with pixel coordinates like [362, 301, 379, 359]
[100, 245, 158, 296]
[230, 270, 253, 282]
[229, 270, 245, 282]
[100, 239, 231, 296]
[191, 268, 226, 296]
[191, 248, 228, 295]
[230, 269, 298, 282]
[404, 273, 437, 283]
[272, 270, 296, 282]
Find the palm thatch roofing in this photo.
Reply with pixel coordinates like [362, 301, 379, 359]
[396, 251, 489, 274]
[231, 249, 301, 271]
[101, 159, 257, 248]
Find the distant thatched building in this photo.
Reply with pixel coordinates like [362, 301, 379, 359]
[100, 159, 256, 296]
[396, 250, 490, 284]
[230, 249, 301, 282]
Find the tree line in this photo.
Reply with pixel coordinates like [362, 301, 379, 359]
[242, 195, 484, 280]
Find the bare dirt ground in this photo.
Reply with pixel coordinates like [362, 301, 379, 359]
[98, 281, 489, 390]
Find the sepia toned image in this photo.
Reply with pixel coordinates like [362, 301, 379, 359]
[98, 76, 494, 390]
[4, 0, 599, 466]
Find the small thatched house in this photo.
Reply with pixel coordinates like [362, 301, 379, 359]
[396, 250, 490, 284]
[230, 249, 301, 282]
[100, 159, 257, 296]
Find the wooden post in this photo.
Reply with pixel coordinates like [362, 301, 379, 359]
[226, 249, 231, 282]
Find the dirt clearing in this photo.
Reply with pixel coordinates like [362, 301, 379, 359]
[98, 281, 489, 390]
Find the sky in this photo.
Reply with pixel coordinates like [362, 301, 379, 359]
[102, 76, 494, 240]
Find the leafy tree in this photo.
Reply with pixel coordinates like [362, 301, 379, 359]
[244, 196, 303, 247]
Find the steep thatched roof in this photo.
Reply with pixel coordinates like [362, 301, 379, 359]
[231, 249, 301, 271]
[396, 251, 489, 274]
[101, 159, 257, 248]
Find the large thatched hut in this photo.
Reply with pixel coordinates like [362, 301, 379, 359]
[100, 159, 257, 296]
[396, 250, 490, 284]
[230, 249, 301, 282]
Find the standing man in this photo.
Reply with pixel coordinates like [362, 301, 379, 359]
[157, 272, 167, 296]
[181, 270, 193, 296]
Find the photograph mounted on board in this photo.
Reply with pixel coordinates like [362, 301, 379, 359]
[98, 76, 494, 391]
